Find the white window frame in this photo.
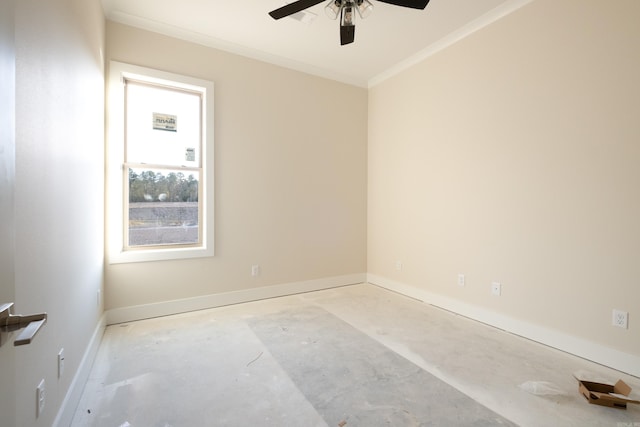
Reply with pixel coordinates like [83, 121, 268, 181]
[107, 61, 214, 263]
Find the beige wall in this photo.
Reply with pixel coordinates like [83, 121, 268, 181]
[369, 0, 640, 371]
[13, 0, 105, 425]
[105, 22, 368, 312]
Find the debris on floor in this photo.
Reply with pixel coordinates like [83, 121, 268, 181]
[574, 375, 640, 410]
[246, 351, 263, 367]
[519, 381, 566, 396]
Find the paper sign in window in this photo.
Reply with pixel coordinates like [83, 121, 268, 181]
[153, 113, 177, 132]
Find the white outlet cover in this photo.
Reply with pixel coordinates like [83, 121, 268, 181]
[251, 265, 260, 277]
[458, 274, 465, 287]
[612, 309, 629, 329]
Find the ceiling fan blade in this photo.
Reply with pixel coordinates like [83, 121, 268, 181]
[269, 0, 325, 19]
[376, 0, 430, 9]
[340, 24, 355, 45]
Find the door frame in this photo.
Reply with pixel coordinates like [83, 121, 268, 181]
[0, 0, 17, 425]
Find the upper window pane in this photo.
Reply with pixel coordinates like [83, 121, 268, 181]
[125, 81, 202, 166]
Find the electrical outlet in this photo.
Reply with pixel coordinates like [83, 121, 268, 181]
[458, 274, 465, 287]
[96, 289, 101, 307]
[251, 264, 260, 277]
[612, 309, 628, 329]
[58, 348, 65, 378]
[36, 379, 45, 418]
[395, 261, 403, 271]
[491, 282, 501, 296]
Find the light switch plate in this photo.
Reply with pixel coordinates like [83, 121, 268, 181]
[58, 348, 65, 378]
[491, 282, 501, 296]
[36, 379, 45, 418]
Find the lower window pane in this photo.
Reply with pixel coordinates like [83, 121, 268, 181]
[128, 168, 200, 247]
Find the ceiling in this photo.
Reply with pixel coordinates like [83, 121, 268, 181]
[101, 0, 532, 87]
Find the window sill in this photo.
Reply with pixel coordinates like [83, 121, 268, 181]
[108, 245, 214, 264]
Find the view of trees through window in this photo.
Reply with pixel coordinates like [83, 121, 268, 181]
[128, 169, 199, 203]
[127, 168, 200, 247]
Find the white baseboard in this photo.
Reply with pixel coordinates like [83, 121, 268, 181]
[106, 273, 367, 325]
[53, 313, 107, 427]
[367, 274, 640, 378]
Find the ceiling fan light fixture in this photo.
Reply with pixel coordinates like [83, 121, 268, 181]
[324, 0, 342, 20]
[339, 2, 356, 45]
[341, 2, 355, 26]
[355, 0, 373, 19]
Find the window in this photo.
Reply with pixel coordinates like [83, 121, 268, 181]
[107, 62, 214, 263]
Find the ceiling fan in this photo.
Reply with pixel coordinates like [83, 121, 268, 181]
[269, 0, 430, 46]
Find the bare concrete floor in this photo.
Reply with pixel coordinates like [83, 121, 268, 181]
[72, 284, 640, 426]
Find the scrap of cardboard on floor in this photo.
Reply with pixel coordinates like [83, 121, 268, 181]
[575, 376, 640, 410]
